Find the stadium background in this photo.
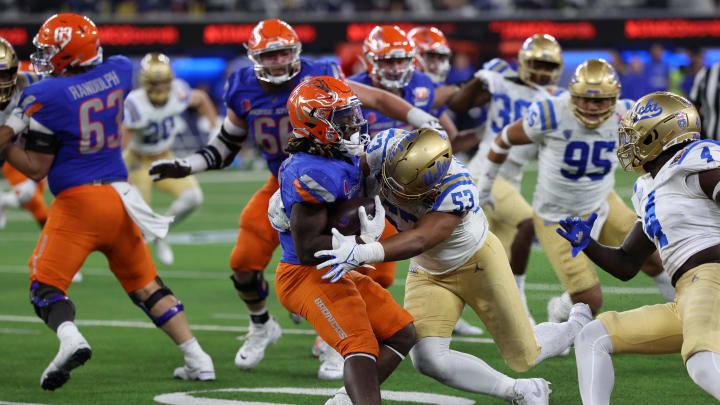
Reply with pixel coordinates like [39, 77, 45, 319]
[2, 1, 720, 404]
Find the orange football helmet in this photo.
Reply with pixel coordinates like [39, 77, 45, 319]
[407, 26, 451, 84]
[363, 25, 415, 89]
[30, 13, 102, 76]
[287, 76, 367, 154]
[246, 19, 302, 85]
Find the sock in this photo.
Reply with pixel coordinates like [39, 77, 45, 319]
[687, 351, 720, 400]
[514, 274, 526, 292]
[56, 321, 80, 341]
[165, 188, 203, 225]
[410, 337, 516, 400]
[575, 320, 615, 405]
[248, 308, 270, 325]
[652, 272, 676, 302]
[179, 337, 204, 358]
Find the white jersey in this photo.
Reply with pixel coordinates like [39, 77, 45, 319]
[0, 72, 39, 125]
[524, 94, 635, 221]
[123, 78, 192, 155]
[365, 128, 488, 275]
[466, 69, 561, 189]
[631, 140, 720, 279]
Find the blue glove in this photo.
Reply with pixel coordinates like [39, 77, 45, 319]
[556, 212, 598, 258]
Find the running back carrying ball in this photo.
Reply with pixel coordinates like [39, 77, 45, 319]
[326, 197, 376, 236]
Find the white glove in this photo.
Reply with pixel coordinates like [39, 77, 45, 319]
[314, 228, 385, 283]
[268, 189, 290, 232]
[359, 195, 385, 243]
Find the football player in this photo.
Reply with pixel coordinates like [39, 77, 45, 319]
[277, 76, 416, 405]
[0, 37, 48, 230]
[559, 92, 720, 403]
[474, 59, 675, 323]
[446, 34, 565, 319]
[350, 25, 457, 139]
[407, 25, 484, 336]
[121, 52, 215, 265]
[0, 13, 214, 389]
[314, 127, 592, 405]
[148, 18, 446, 378]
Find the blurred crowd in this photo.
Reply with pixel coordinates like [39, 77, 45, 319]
[10, 0, 719, 15]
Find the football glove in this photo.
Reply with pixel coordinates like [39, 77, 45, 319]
[359, 195, 385, 243]
[149, 159, 191, 181]
[315, 228, 384, 283]
[556, 212, 598, 258]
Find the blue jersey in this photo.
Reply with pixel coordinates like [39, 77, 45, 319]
[278, 152, 363, 264]
[224, 57, 343, 177]
[19, 56, 133, 195]
[348, 71, 436, 136]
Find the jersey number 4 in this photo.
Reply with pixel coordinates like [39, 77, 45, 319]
[79, 89, 123, 154]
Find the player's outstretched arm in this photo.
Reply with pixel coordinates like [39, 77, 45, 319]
[438, 111, 457, 140]
[148, 108, 247, 180]
[557, 216, 653, 281]
[347, 80, 439, 130]
[447, 74, 490, 113]
[432, 84, 460, 109]
[379, 210, 461, 261]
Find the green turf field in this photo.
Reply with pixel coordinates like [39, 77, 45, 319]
[0, 168, 714, 404]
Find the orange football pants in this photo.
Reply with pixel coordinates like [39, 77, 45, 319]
[230, 174, 398, 288]
[2, 163, 48, 225]
[28, 184, 157, 294]
[275, 262, 413, 357]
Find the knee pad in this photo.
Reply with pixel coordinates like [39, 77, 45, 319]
[575, 319, 613, 354]
[230, 271, 269, 304]
[30, 281, 75, 324]
[129, 277, 184, 327]
[409, 337, 451, 382]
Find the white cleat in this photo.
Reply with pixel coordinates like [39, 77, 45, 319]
[174, 352, 216, 381]
[453, 318, 484, 335]
[324, 387, 352, 405]
[312, 335, 330, 358]
[512, 378, 551, 405]
[318, 347, 344, 380]
[155, 238, 174, 265]
[71, 272, 83, 283]
[547, 295, 571, 323]
[40, 328, 92, 391]
[569, 302, 593, 329]
[234, 317, 282, 369]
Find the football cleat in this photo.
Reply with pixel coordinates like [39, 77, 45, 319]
[312, 335, 330, 358]
[173, 351, 216, 381]
[71, 272, 83, 284]
[453, 318, 484, 335]
[324, 387, 352, 405]
[40, 327, 92, 391]
[155, 238, 174, 265]
[318, 347, 344, 380]
[547, 294, 572, 323]
[512, 378, 551, 405]
[234, 316, 282, 369]
[569, 302, 593, 329]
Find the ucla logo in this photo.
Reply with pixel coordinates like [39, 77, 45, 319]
[634, 98, 663, 121]
[421, 159, 450, 187]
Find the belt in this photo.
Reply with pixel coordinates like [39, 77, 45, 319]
[81, 179, 124, 186]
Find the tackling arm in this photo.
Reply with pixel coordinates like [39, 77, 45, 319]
[438, 111, 458, 140]
[347, 80, 440, 129]
[378, 210, 461, 261]
[432, 84, 460, 109]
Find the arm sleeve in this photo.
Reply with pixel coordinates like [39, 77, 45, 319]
[122, 95, 146, 129]
[288, 167, 341, 205]
[365, 128, 399, 178]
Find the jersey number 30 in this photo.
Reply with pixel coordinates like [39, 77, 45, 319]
[79, 89, 123, 154]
